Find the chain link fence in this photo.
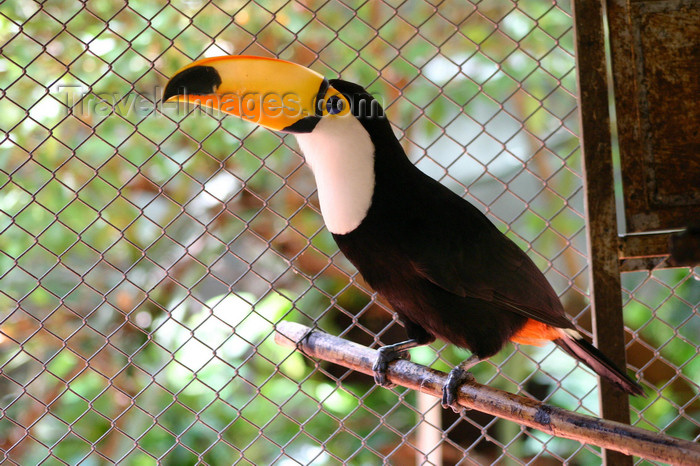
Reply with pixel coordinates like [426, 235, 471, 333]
[1, 0, 697, 464]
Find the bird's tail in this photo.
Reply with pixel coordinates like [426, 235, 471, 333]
[554, 330, 645, 396]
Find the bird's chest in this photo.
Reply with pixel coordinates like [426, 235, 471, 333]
[294, 116, 376, 236]
[332, 208, 428, 304]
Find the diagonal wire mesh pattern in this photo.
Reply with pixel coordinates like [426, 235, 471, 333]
[0, 1, 697, 464]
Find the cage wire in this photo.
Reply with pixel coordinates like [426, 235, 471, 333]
[0, 0, 698, 464]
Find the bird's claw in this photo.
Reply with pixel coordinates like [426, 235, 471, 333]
[373, 347, 410, 388]
[441, 368, 475, 413]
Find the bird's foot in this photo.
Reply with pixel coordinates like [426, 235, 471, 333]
[373, 346, 411, 388]
[441, 367, 476, 413]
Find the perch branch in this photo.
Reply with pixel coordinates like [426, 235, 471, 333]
[275, 321, 700, 465]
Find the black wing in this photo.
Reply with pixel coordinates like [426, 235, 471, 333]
[404, 176, 573, 329]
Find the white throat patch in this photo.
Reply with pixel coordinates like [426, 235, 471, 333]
[294, 115, 375, 235]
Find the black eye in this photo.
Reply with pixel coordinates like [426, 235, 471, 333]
[326, 95, 344, 115]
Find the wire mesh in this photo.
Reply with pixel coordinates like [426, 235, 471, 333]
[0, 0, 697, 464]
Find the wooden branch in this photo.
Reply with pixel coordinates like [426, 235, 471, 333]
[275, 322, 700, 466]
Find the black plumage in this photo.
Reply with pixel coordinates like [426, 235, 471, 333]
[333, 80, 562, 353]
[328, 80, 643, 403]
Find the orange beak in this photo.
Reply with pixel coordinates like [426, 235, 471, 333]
[163, 55, 349, 133]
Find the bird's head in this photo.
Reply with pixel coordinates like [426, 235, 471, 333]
[163, 55, 398, 235]
[162, 55, 386, 134]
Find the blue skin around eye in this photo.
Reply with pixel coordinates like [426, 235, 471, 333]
[326, 96, 343, 114]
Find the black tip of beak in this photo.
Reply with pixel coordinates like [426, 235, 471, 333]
[162, 65, 222, 102]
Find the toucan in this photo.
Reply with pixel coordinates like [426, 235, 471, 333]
[163, 55, 644, 410]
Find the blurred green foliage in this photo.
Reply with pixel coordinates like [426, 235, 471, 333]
[1, 0, 697, 464]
